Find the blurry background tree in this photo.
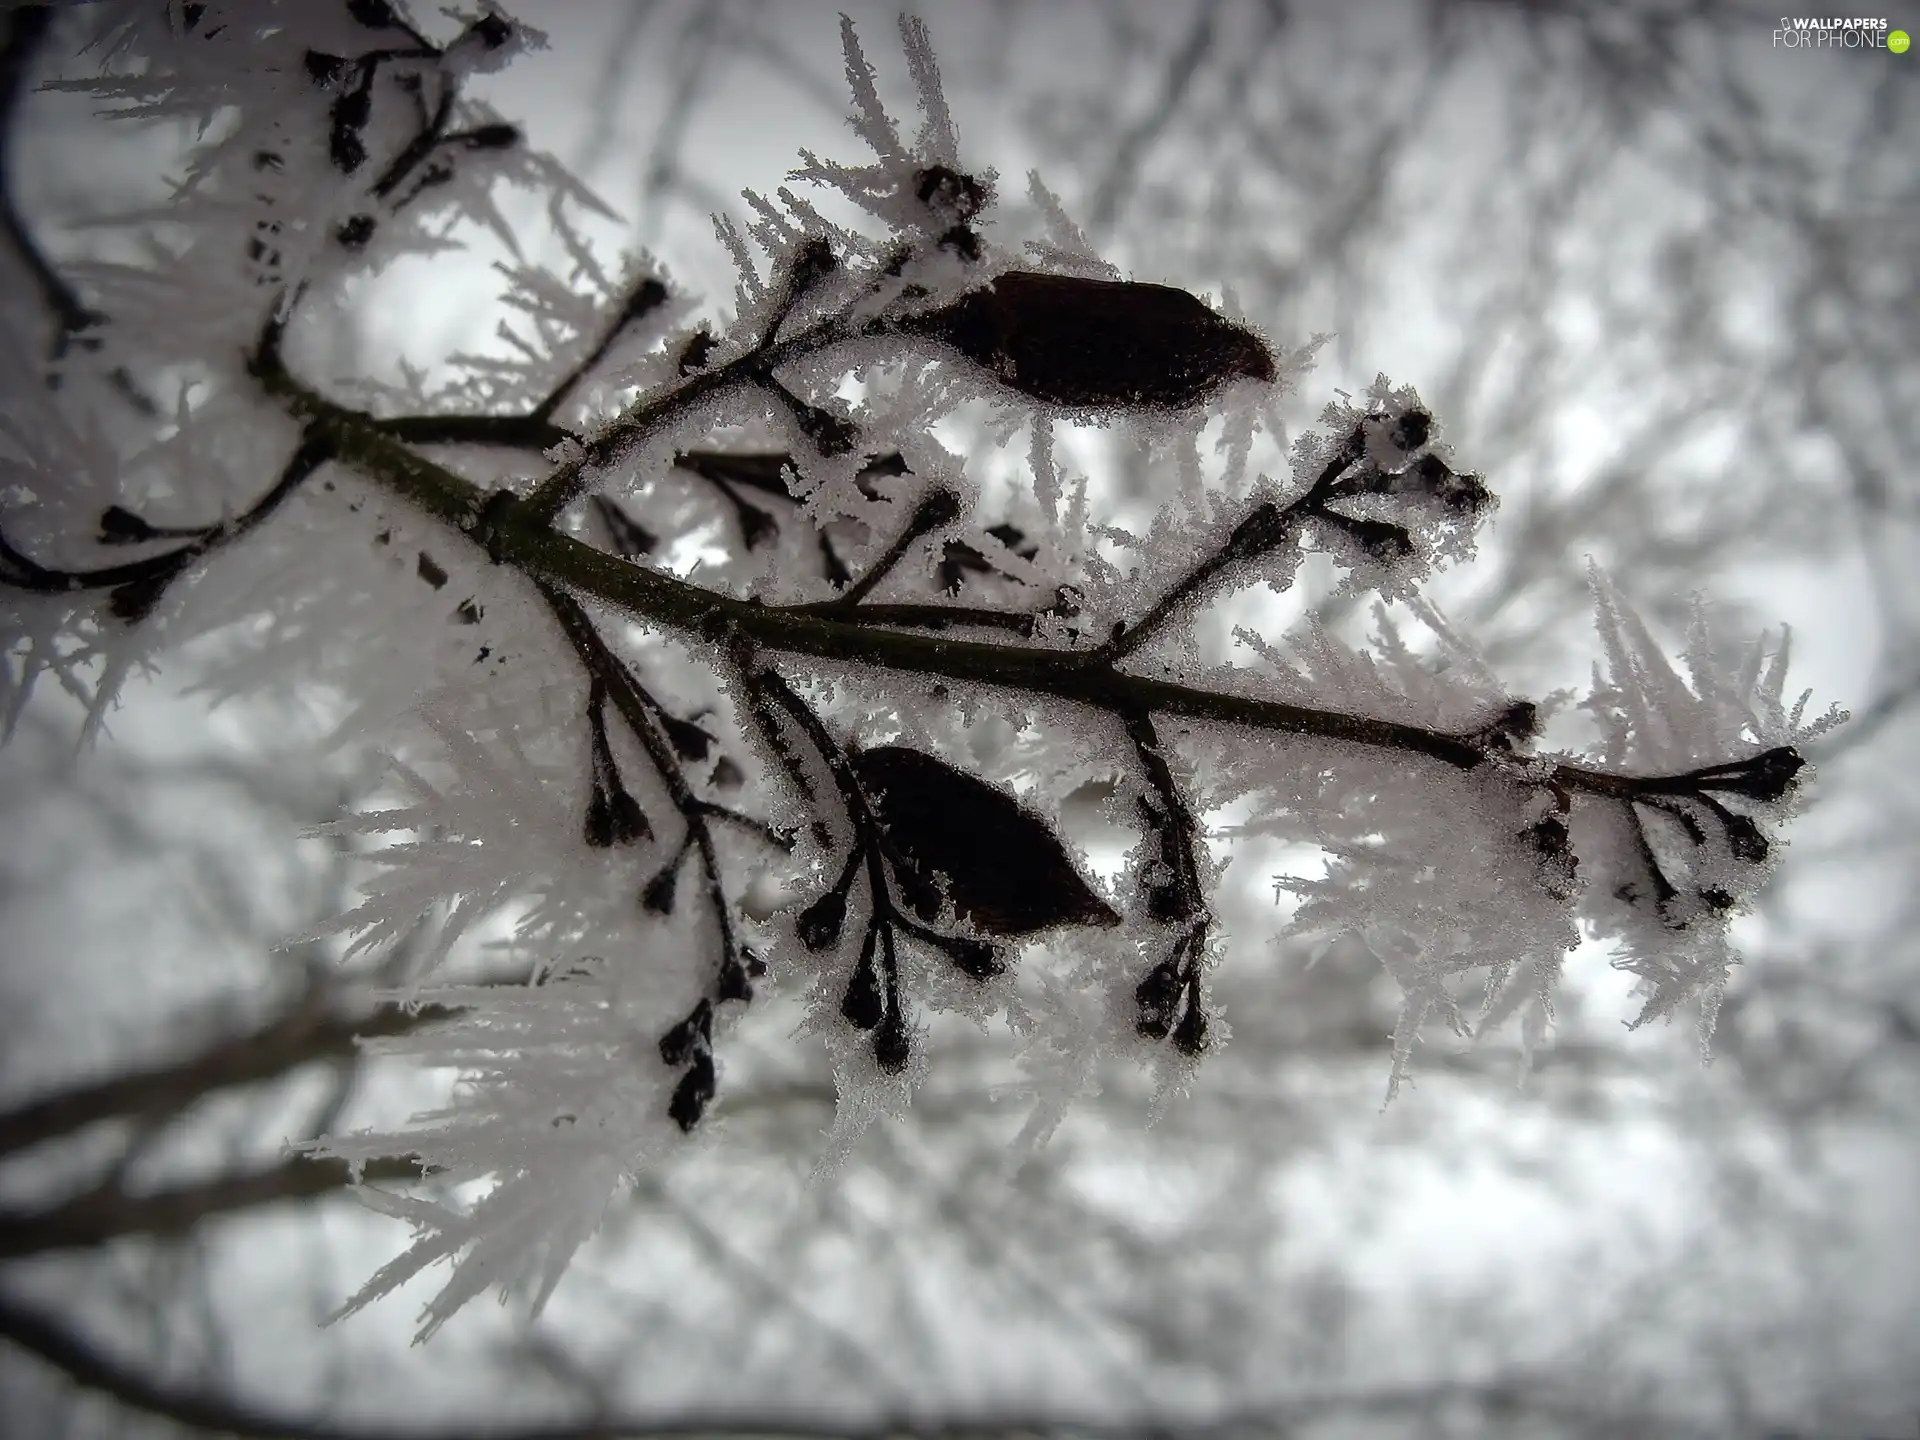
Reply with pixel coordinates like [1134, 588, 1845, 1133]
[1, 1, 1915, 1438]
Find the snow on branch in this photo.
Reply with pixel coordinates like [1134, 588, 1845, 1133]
[0, 5, 1844, 1338]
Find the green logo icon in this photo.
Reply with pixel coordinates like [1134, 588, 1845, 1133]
[1891, 29, 1912, 53]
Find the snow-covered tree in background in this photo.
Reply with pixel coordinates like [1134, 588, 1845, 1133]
[0, 1, 1846, 1339]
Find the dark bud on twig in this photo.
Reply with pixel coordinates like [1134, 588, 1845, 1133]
[1322, 512, 1414, 563]
[330, 123, 368, 176]
[1389, 409, 1432, 452]
[1408, 454, 1491, 513]
[872, 1011, 912, 1074]
[841, 947, 886, 1032]
[1471, 700, 1539, 753]
[461, 123, 520, 151]
[1684, 747, 1804, 804]
[1135, 956, 1184, 1040]
[608, 790, 650, 845]
[797, 890, 848, 951]
[1523, 815, 1578, 899]
[677, 329, 717, 375]
[641, 865, 678, 916]
[335, 215, 376, 249]
[914, 166, 987, 224]
[97, 506, 163, 545]
[787, 238, 837, 297]
[940, 936, 1006, 980]
[471, 13, 513, 48]
[304, 50, 350, 86]
[582, 785, 614, 848]
[617, 277, 670, 326]
[716, 954, 754, 1005]
[584, 776, 650, 848]
[330, 80, 370, 129]
[668, 1052, 716, 1131]
[658, 999, 713, 1068]
[661, 715, 714, 761]
[937, 226, 982, 262]
[1721, 813, 1769, 864]
[901, 271, 1275, 410]
[1172, 998, 1209, 1057]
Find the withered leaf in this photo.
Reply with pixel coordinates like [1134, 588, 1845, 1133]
[851, 745, 1121, 937]
[901, 271, 1275, 410]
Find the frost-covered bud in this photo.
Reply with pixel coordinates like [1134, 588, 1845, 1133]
[461, 123, 520, 151]
[658, 1000, 713, 1068]
[1324, 512, 1414, 563]
[872, 1011, 912, 1073]
[1721, 812, 1769, 864]
[97, 505, 165, 545]
[785, 237, 837, 297]
[899, 272, 1275, 410]
[715, 954, 755, 1004]
[1686, 746, 1804, 803]
[914, 165, 987, 224]
[841, 948, 886, 1031]
[1135, 956, 1184, 1039]
[1389, 409, 1431, 451]
[304, 50, 351, 86]
[797, 890, 848, 951]
[1172, 999, 1209, 1056]
[1522, 814, 1579, 900]
[676, 329, 717, 375]
[940, 936, 1005, 980]
[641, 865, 678, 916]
[1471, 700, 1540, 753]
[668, 1052, 716, 1132]
[1405, 454, 1491, 513]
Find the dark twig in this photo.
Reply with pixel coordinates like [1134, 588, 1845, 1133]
[0, 434, 333, 620]
[0, 995, 457, 1161]
[825, 488, 961, 608]
[1095, 421, 1370, 665]
[529, 276, 672, 425]
[0, 1286, 1718, 1440]
[0, 1154, 427, 1260]
[0, 6, 154, 410]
